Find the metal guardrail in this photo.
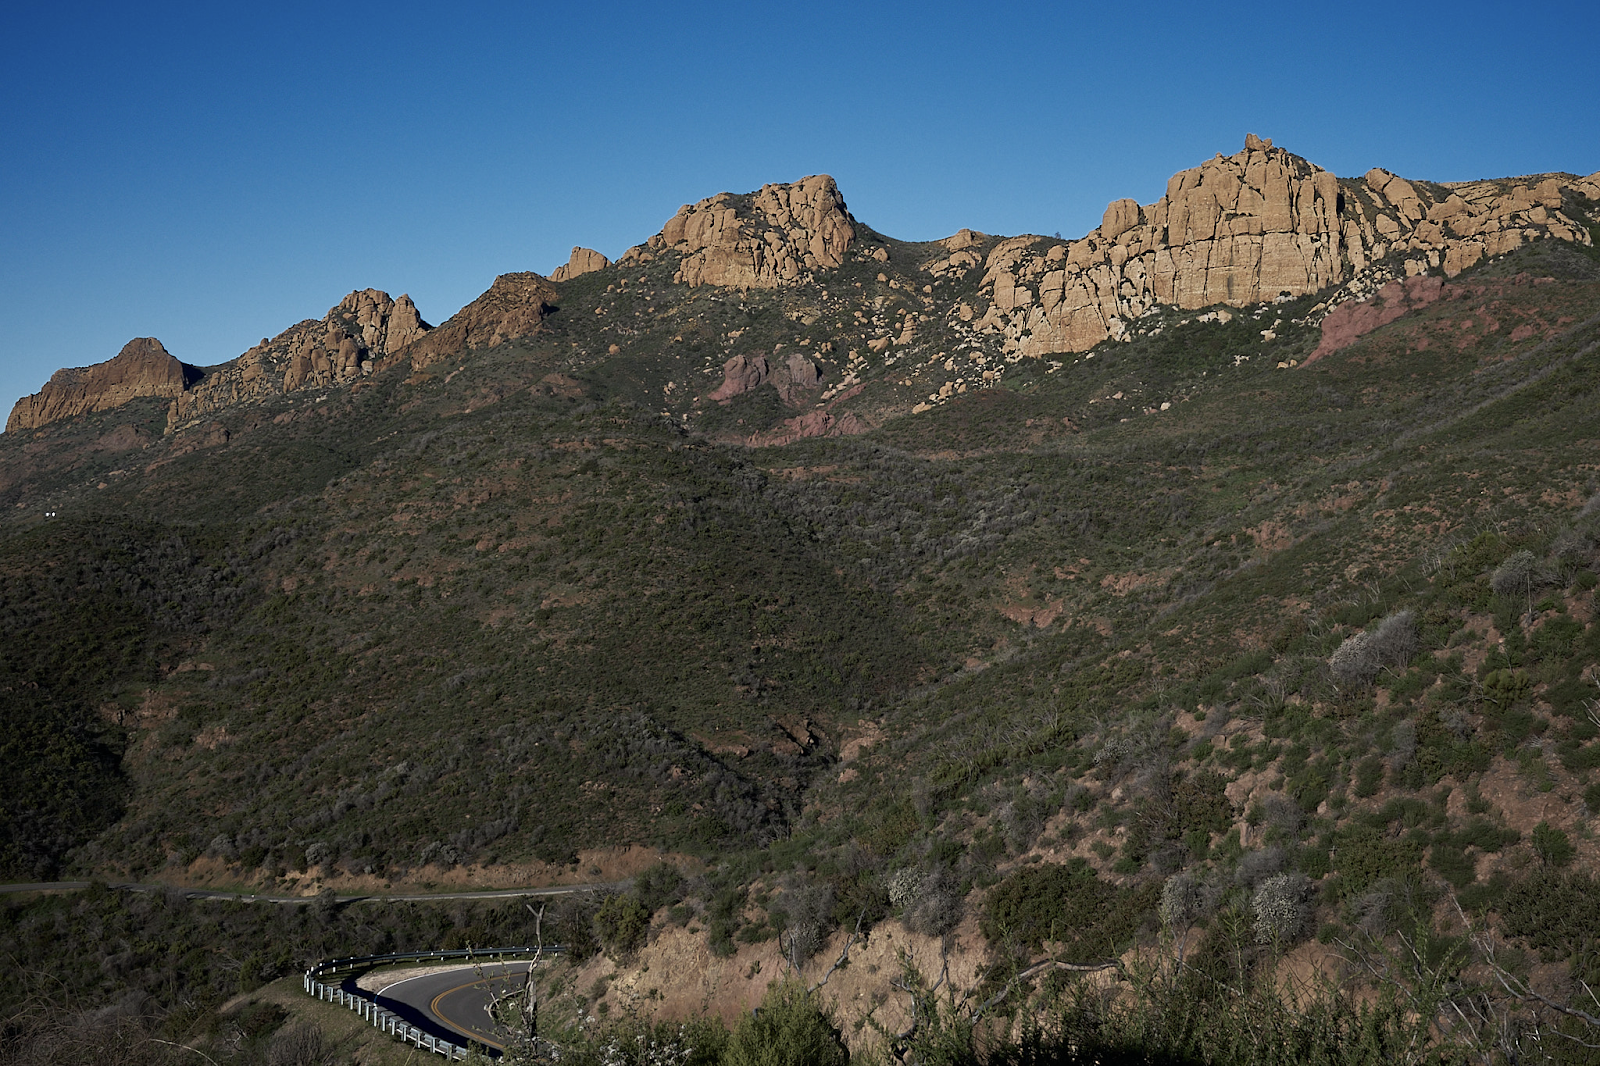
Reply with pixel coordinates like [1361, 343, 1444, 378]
[303, 947, 555, 1061]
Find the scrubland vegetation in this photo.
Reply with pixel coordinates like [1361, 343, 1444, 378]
[5, 231, 1600, 1064]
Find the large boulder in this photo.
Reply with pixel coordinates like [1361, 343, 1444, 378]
[550, 247, 611, 282]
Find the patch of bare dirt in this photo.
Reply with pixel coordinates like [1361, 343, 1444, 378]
[574, 915, 991, 1055]
[999, 599, 1065, 627]
[837, 720, 882, 763]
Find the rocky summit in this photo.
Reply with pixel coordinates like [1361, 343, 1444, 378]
[6, 337, 197, 432]
[638, 173, 858, 288]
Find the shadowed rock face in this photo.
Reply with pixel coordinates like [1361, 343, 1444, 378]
[7, 338, 196, 432]
[405, 272, 560, 370]
[626, 175, 857, 289]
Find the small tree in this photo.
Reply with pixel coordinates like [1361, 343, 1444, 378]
[1368, 609, 1419, 668]
[1329, 609, 1418, 688]
[1531, 821, 1575, 868]
[1328, 631, 1378, 688]
[595, 893, 652, 959]
[633, 862, 686, 913]
[1491, 550, 1549, 614]
[724, 979, 848, 1066]
[1158, 870, 1201, 930]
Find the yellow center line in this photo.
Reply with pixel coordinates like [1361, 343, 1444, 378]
[429, 978, 507, 1051]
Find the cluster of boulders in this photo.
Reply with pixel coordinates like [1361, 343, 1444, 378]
[168, 289, 431, 429]
[957, 135, 1598, 359]
[623, 174, 857, 288]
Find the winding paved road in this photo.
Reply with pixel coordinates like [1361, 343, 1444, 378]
[0, 880, 625, 903]
[364, 962, 538, 1051]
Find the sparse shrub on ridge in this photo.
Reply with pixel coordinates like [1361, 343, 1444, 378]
[1329, 609, 1417, 688]
[1159, 870, 1202, 929]
[1252, 872, 1311, 944]
[1551, 527, 1595, 572]
[1490, 549, 1551, 602]
[903, 865, 964, 937]
[887, 867, 922, 910]
[776, 874, 834, 964]
[1531, 821, 1575, 868]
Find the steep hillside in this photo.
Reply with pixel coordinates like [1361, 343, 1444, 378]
[5, 136, 1600, 1063]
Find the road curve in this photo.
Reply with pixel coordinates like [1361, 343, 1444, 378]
[366, 962, 538, 1051]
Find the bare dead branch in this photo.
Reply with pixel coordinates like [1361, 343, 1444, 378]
[145, 1039, 220, 1066]
[807, 909, 868, 994]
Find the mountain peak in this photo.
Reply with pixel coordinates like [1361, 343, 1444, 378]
[621, 173, 858, 289]
[7, 337, 195, 433]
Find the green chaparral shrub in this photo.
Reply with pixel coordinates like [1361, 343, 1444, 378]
[982, 858, 1153, 959]
[723, 979, 847, 1066]
[1531, 821, 1575, 868]
[633, 861, 686, 913]
[594, 893, 651, 958]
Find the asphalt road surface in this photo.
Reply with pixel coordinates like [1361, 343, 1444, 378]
[369, 962, 538, 1051]
[0, 880, 625, 903]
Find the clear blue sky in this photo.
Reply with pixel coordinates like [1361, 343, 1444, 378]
[3, 0, 1597, 413]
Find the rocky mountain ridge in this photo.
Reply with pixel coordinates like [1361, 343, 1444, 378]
[5, 338, 198, 433]
[625, 173, 858, 288]
[164, 288, 432, 432]
[8, 137, 1598, 437]
[966, 136, 1599, 360]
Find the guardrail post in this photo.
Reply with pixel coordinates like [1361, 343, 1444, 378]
[300, 943, 561, 1056]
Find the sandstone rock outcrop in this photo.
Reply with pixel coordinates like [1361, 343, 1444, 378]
[405, 272, 558, 370]
[8, 338, 196, 432]
[550, 247, 611, 282]
[969, 136, 1346, 357]
[709, 354, 770, 401]
[631, 175, 857, 289]
[748, 408, 868, 447]
[784, 352, 821, 390]
[706, 351, 825, 405]
[772, 352, 824, 403]
[962, 136, 1596, 359]
[168, 289, 431, 429]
